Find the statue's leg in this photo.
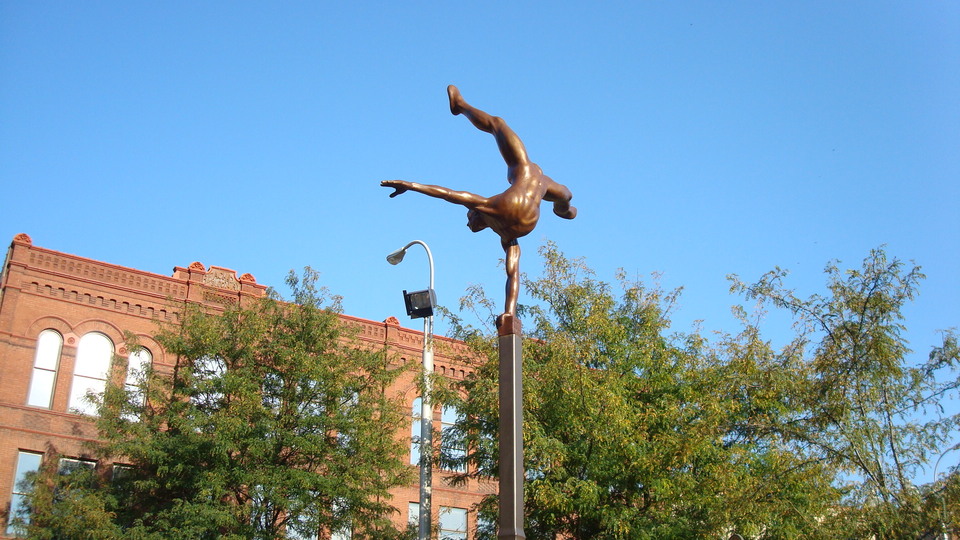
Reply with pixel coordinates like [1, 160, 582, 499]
[544, 182, 577, 220]
[448, 85, 530, 167]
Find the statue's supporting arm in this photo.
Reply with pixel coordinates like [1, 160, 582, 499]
[502, 239, 520, 317]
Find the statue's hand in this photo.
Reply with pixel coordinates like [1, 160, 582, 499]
[381, 180, 409, 198]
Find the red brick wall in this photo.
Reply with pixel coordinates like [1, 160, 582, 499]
[0, 234, 488, 536]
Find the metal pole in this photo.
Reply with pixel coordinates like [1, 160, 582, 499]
[393, 240, 435, 540]
[420, 310, 434, 540]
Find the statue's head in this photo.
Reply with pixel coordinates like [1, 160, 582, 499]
[466, 209, 488, 232]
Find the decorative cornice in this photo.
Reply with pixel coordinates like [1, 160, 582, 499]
[203, 267, 240, 292]
[23, 250, 188, 299]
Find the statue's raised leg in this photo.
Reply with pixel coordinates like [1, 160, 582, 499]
[448, 85, 530, 168]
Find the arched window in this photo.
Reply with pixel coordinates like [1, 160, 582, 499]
[68, 333, 113, 415]
[27, 330, 63, 408]
[410, 397, 423, 466]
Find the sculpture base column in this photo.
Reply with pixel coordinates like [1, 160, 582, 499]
[497, 314, 525, 540]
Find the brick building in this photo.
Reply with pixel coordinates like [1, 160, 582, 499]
[0, 233, 491, 538]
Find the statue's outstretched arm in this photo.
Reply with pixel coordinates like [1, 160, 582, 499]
[381, 180, 488, 209]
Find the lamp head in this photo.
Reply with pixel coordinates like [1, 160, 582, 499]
[386, 248, 407, 265]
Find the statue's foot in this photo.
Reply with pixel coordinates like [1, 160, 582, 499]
[447, 85, 463, 115]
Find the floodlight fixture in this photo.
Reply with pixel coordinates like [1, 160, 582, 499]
[403, 288, 437, 319]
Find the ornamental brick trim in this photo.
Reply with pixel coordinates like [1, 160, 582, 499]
[24, 280, 178, 322]
[24, 316, 74, 339]
[71, 319, 126, 345]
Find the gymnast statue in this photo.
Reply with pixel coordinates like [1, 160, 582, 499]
[382, 85, 576, 330]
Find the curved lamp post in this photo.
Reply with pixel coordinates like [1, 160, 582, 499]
[386, 240, 435, 540]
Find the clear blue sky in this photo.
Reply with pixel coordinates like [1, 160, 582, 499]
[1, 1, 958, 468]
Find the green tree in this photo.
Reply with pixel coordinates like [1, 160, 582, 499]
[729, 248, 959, 538]
[22, 269, 412, 539]
[447, 243, 841, 539]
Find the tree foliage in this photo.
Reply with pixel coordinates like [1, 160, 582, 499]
[16, 246, 957, 539]
[20, 268, 412, 539]
[729, 248, 960, 538]
[447, 243, 957, 539]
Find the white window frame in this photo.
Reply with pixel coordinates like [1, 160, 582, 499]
[439, 506, 468, 540]
[408, 502, 420, 527]
[68, 332, 114, 416]
[27, 330, 63, 408]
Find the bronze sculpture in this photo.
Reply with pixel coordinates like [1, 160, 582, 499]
[382, 85, 576, 330]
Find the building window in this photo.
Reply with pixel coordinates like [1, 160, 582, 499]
[330, 525, 352, 540]
[285, 510, 318, 540]
[111, 464, 134, 481]
[410, 397, 423, 466]
[261, 372, 283, 412]
[439, 506, 468, 540]
[27, 330, 63, 408]
[250, 485, 320, 540]
[408, 502, 420, 528]
[123, 348, 152, 420]
[337, 392, 359, 448]
[68, 332, 114, 416]
[192, 355, 226, 410]
[58, 457, 96, 476]
[330, 498, 351, 540]
[6, 451, 43, 535]
[476, 513, 495, 540]
[441, 405, 466, 472]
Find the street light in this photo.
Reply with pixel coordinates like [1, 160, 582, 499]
[387, 240, 435, 540]
[934, 442, 960, 540]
